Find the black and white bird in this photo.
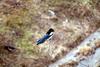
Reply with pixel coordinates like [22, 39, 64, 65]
[36, 28, 54, 45]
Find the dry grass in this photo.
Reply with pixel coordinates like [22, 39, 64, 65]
[0, 0, 100, 67]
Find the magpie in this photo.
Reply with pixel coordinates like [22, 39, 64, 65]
[36, 28, 54, 45]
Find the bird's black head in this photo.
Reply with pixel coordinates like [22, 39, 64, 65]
[46, 28, 54, 35]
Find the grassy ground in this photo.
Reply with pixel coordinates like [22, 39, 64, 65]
[0, 0, 100, 67]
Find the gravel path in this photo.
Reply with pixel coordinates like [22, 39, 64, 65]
[49, 29, 100, 67]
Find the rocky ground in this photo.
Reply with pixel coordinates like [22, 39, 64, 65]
[0, 0, 100, 67]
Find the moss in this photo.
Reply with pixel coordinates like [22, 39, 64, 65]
[15, 29, 41, 58]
